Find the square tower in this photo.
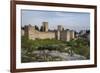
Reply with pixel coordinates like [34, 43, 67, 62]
[42, 22, 48, 32]
[58, 25, 63, 31]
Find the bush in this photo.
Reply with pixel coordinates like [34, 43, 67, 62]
[67, 39, 90, 59]
[21, 37, 90, 62]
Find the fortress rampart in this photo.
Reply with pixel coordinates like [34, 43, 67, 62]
[22, 22, 75, 41]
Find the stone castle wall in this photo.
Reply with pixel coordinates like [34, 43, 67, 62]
[25, 25, 55, 40]
[29, 31, 55, 40]
[23, 23, 75, 41]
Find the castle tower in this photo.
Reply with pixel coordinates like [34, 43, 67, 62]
[42, 22, 48, 32]
[55, 30, 60, 40]
[66, 30, 71, 41]
[58, 25, 63, 31]
[60, 30, 71, 41]
[70, 30, 75, 39]
[24, 24, 36, 40]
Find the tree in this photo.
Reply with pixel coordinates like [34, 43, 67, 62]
[86, 30, 90, 34]
[35, 25, 39, 31]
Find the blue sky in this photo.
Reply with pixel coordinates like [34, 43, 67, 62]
[21, 9, 90, 32]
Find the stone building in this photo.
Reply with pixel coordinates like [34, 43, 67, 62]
[58, 25, 63, 31]
[42, 22, 48, 32]
[60, 30, 71, 41]
[22, 22, 75, 41]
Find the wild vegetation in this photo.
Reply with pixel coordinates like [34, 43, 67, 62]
[21, 36, 90, 63]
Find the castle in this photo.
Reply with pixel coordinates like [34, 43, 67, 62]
[21, 22, 75, 41]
